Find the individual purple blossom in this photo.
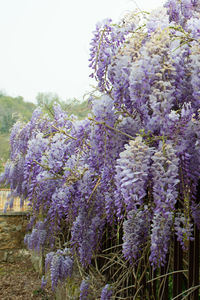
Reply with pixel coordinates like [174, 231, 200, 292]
[44, 132, 68, 172]
[170, 43, 192, 110]
[89, 19, 115, 91]
[79, 279, 89, 300]
[53, 103, 71, 128]
[101, 284, 112, 300]
[41, 276, 47, 290]
[129, 58, 152, 125]
[45, 252, 54, 271]
[25, 132, 48, 162]
[186, 17, 200, 39]
[181, 0, 193, 19]
[165, 0, 200, 27]
[189, 44, 200, 110]
[88, 95, 120, 176]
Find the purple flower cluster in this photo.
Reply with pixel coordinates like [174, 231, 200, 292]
[79, 279, 89, 300]
[150, 212, 172, 267]
[89, 19, 133, 92]
[164, 0, 195, 25]
[123, 206, 151, 262]
[115, 136, 154, 215]
[24, 221, 47, 252]
[174, 213, 194, 249]
[101, 284, 112, 300]
[45, 248, 73, 290]
[71, 208, 105, 267]
[151, 142, 179, 216]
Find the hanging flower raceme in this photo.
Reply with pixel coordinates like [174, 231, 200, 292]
[24, 221, 47, 252]
[151, 141, 180, 216]
[89, 18, 134, 92]
[45, 248, 73, 290]
[122, 206, 151, 263]
[79, 279, 90, 300]
[115, 136, 154, 216]
[174, 213, 194, 249]
[70, 207, 105, 267]
[101, 284, 113, 300]
[150, 212, 173, 267]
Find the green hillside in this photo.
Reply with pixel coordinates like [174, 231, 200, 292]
[0, 94, 35, 134]
[0, 94, 36, 173]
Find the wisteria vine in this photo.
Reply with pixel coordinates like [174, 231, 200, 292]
[1, 0, 200, 297]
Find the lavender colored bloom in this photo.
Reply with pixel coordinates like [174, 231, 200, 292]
[89, 19, 134, 92]
[164, 0, 181, 23]
[71, 209, 105, 267]
[53, 103, 70, 128]
[79, 280, 89, 300]
[181, 0, 193, 19]
[174, 213, 194, 249]
[146, 7, 169, 33]
[190, 45, 200, 109]
[123, 206, 151, 263]
[108, 55, 132, 113]
[45, 252, 54, 271]
[41, 276, 47, 290]
[101, 284, 112, 300]
[45, 132, 68, 172]
[45, 248, 73, 290]
[151, 142, 179, 216]
[115, 136, 154, 214]
[150, 212, 172, 268]
[24, 222, 47, 252]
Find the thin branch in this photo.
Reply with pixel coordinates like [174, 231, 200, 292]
[88, 117, 135, 140]
[147, 269, 188, 283]
[52, 125, 77, 140]
[172, 284, 200, 300]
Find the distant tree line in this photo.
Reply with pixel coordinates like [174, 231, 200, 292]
[0, 93, 35, 134]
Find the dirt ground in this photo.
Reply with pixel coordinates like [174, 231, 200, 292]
[0, 255, 55, 300]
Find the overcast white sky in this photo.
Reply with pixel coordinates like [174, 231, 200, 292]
[0, 0, 165, 103]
